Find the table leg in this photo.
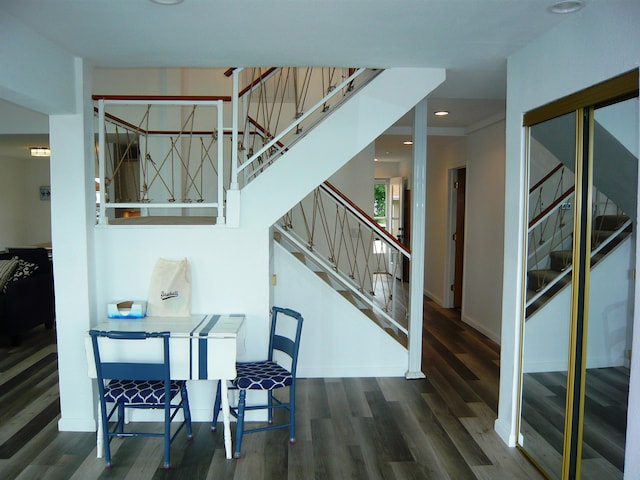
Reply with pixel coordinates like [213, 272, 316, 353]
[220, 381, 232, 459]
[96, 401, 103, 458]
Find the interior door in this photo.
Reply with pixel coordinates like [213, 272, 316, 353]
[453, 168, 466, 308]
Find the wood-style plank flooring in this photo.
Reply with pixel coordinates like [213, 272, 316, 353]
[0, 299, 544, 479]
[521, 367, 628, 480]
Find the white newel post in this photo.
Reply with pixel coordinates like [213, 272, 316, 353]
[406, 98, 428, 379]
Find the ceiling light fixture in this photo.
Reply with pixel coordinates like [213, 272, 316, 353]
[434, 110, 449, 117]
[150, 0, 184, 5]
[403, 141, 413, 145]
[30, 147, 51, 157]
[550, 1, 585, 14]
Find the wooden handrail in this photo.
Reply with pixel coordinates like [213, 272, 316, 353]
[528, 186, 575, 228]
[92, 94, 232, 102]
[246, 116, 288, 151]
[529, 163, 565, 193]
[321, 181, 411, 256]
[238, 68, 279, 97]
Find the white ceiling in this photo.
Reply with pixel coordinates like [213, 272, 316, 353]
[0, 0, 599, 161]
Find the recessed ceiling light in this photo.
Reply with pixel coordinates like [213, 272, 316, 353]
[150, 0, 184, 5]
[550, 1, 585, 14]
[403, 141, 413, 145]
[30, 147, 50, 157]
[434, 111, 449, 117]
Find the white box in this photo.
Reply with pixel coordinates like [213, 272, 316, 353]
[107, 300, 147, 319]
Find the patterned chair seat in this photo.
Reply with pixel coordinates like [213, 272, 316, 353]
[233, 361, 292, 390]
[104, 379, 185, 404]
[211, 307, 304, 458]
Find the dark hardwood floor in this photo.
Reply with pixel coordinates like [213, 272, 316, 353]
[0, 299, 544, 479]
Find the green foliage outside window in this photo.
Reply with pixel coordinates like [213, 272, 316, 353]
[374, 184, 386, 219]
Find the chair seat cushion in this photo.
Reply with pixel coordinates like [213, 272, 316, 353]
[104, 379, 184, 404]
[233, 360, 292, 390]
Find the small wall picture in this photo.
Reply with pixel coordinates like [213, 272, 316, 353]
[40, 185, 51, 201]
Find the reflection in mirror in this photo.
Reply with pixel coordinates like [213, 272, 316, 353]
[581, 97, 637, 479]
[519, 111, 577, 479]
[519, 94, 639, 479]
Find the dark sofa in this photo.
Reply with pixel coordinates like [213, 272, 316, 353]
[0, 248, 55, 344]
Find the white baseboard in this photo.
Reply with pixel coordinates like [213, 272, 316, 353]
[423, 288, 443, 306]
[461, 312, 500, 344]
[298, 365, 407, 378]
[58, 417, 97, 432]
[494, 417, 517, 447]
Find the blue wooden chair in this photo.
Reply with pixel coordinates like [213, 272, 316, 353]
[89, 330, 193, 469]
[211, 307, 304, 458]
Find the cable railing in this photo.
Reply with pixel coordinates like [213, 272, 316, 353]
[276, 181, 410, 336]
[526, 162, 632, 310]
[230, 67, 379, 188]
[93, 96, 227, 224]
[93, 67, 380, 225]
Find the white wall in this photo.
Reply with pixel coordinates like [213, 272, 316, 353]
[462, 119, 505, 342]
[0, 159, 52, 251]
[92, 224, 271, 420]
[329, 142, 375, 213]
[0, 12, 76, 114]
[0, 158, 27, 249]
[497, 5, 640, 479]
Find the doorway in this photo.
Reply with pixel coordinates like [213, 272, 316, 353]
[446, 167, 466, 309]
[453, 168, 466, 309]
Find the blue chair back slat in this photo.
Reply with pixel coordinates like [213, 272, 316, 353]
[90, 329, 171, 380]
[271, 334, 296, 357]
[100, 362, 166, 381]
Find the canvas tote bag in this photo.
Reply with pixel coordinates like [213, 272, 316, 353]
[147, 257, 191, 317]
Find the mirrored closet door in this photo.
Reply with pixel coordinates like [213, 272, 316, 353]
[518, 70, 639, 480]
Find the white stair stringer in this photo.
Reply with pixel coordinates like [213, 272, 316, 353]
[273, 225, 407, 348]
[241, 68, 446, 229]
[273, 239, 408, 378]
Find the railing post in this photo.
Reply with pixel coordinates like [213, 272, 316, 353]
[216, 99, 225, 225]
[406, 98, 428, 379]
[230, 69, 241, 190]
[97, 99, 107, 225]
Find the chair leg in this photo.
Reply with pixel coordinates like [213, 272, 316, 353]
[289, 385, 296, 444]
[267, 390, 273, 424]
[116, 402, 125, 434]
[163, 404, 171, 469]
[211, 380, 222, 432]
[234, 389, 247, 459]
[99, 401, 112, 468]
[181, 384, 193, 440]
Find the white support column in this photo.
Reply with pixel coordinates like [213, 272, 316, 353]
[406, 98, 428, 379]
[52, 58, 97, 431]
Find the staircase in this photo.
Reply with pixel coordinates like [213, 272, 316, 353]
[94, 67, 446, 353]
[272, 179, 411, 348]
[273, 228, 408, 348]
[526, 214, 632, 317]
